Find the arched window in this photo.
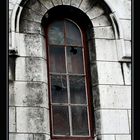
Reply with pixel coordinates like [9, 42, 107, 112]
[45, 18, 94, 139]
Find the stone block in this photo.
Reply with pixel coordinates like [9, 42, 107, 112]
[9, 0, 17, 4]
[9, 17, 11, 32]
[91, 15, 111, 27]
[15, 57, 47, 83]
[105, 0, 131, 19]
[9, 84, 16, 106]
[128, 110, 131, 133]
[20, 7, 42, 23]
[86, 4, 104, 19]
[9, 2, 15, 10]
[115, 39, 125, 60]
[92, 86, 100, 109]
[9, 134, 33, 140]
[39, 0, 54, 10]
[71, 0, 81, 7]
[96, 135, 115, 140]
[88, 40, 96, 62]
[97, 61, 124, 85]
[19, 19, 45, 35]
[94, 26, 115, 39]
[9, 57, 15, 81]
[86, 28, 94, 40]
[124, 40, 131, 57]
[95, 39, 118, 61]
[9, 82, 15, 96]
[45, 135, 51, 140]
[9, 81, 48, 108]
[90, 62, 98, 85]
[16, 0, 23, 4]
[17, 33, 46, 59]
[62, 0, 71, 5]
[9, 107, 16, 132]
[123, 63, 131, 85]
[26, 0, 48, 16]
[17, 107, 50, 133]
[94, 109, 101, 135]
[52, 0, 62, 6]
[120, 19, 131, 40]
[9, 10, 12, 20]
[79, 0, 91, 12]
[99, 85, 131, 109]
[115, 135, 131, 140]
[101, 110, 129, 134]
[34, 134, 50, 140]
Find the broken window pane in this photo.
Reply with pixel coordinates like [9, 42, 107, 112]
[51, 75, 68, 103]
[69, 75, 87, 104]
[67, 47, 84, 74]
[49, 45, 66, 73]
[65, 20, 82, 46]
[71, 106, 89, 135]
[52, 106, 70, 136]
[48, 20, 64, 45]
[47, 19, 92, 138]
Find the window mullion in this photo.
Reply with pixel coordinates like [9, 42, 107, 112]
[67, 75, 72, 136]
[64, 20, 73, 136]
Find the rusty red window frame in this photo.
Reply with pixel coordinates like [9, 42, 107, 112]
[45, 17, 94, 140]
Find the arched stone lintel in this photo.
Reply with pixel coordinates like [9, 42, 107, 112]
[12, 0, 122, 30]
[10, 0, 128, 61]
[12, 0, 124, 37]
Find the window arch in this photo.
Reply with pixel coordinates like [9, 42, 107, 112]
[45, 18, 94, 139]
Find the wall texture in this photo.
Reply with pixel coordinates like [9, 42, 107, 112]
[9, 0, 131, 140]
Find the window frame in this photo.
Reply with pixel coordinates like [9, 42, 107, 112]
[45, 17, 94, 140]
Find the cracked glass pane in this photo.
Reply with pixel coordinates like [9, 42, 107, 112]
[51, 75, 68, 103]
[69, 75, 87, 104]
[52, 106, 70, 136]
[67, 47, 84, 74]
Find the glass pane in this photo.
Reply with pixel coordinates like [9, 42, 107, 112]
[52, 106, 70, 136]
[69, 75, 87, 104]
[67, 47, 84, 74]
[51, 75, 68, 103]
[49, 45, 66, 73]
[65, 20, 82, 46]
[48, 21, 64, 45]
[71, 106, 89, 135]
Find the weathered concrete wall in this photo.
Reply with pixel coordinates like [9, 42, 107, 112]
[9, 0, 131, 140]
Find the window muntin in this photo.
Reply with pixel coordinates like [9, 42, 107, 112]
[47, 19, 91, 138]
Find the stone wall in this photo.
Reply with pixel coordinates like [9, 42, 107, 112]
[9, 0, 131, 140]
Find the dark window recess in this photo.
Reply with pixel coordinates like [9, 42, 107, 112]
[46, 19, 93, 139]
